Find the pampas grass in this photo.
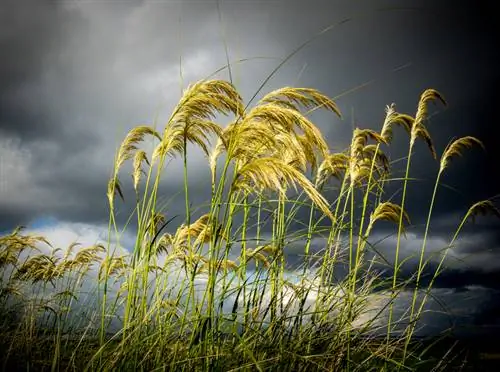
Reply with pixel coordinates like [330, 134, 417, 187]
[0, 74, 497, 371]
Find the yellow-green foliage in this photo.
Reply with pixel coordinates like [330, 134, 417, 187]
[0, 80, 497, 372]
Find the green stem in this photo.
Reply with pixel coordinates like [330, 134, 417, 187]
[387, 144, 413, 344]
[403, 170, 442, 358]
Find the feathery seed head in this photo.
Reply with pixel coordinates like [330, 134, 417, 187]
[201, 259, 239, 274]
[244, 103, 330, 160]
[173, 214, 211, 249]
[72, 244, 105, 268]
[349, 128, 387, 184]
[99, 255, 129, 281]
[410, 89, 446, 158]
[315, 152, 349, 187]
[116, 126, 161, 172]
[63, 242, 81, 261]
[107, 177, 124, 210]
[216, 119, 278, 169]
[232, 157, 334, 221]
[410, 123, 437, 159]
[132, 150, 150, 192]
[259, 86, 342, 118]
[369, 202, 410, 229]
[440, 136, 484, 172]
[155, 233, 173, 256]
[362, 144, 390, 174]
[153, 79, 240, 162]
[380, 104, 414, 143]
[414, 89, 446, 128]
[146, 212, 166, 235]
[0, 248, 18, 269]
[171, 80, 244, 122]
[466, 200, 500, 223]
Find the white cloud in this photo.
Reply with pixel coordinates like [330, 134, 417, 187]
[1, 219, 495, 337]
[25, 221, 133, 255]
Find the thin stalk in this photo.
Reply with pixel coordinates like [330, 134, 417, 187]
[351, 145, 381, 293]
[302, 200, 316, 278]
[403, 169, 441, 359]
[240, 194, 250, 328]
[387, 143, 413, 343]
[321, 173, 348, 288]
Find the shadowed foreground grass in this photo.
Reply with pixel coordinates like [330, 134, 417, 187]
[1, 76, 499, 371]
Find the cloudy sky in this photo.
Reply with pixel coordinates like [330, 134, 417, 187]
[1, 0, 499, 335]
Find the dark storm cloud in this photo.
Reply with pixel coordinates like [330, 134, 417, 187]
[258, 0, 499, 221]
[359, 229, 500, 290]
[0, 0, 302, 230]
[0, 0, 498, 256]
[0, 0, 88, 138]
[0, 0, 222, 229]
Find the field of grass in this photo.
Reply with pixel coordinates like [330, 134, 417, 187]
[1, 67, 498, 371]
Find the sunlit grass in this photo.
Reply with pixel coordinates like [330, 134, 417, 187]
[1, 73, 498, 371]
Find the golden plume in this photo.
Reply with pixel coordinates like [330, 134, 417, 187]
[243, 103, 330, 160]
[132, 150, 150, 192]
[465, 200, 500, 223]
[410, 89, 446, 158]
[153, 80, 243, 161]
[315, 152, 349, 187]
[259, 86, 341, 117]
[440, 136, 484, 172]
[368, 202, 410, 231]
[349, 128, 386, 185]
[116, 126, 161, 172]
[99, 255, 129, 281]
[232, 157, 334, 221]
[380, 103, 414, 143]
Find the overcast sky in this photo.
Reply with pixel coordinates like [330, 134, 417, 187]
[1, 0, 499, 335]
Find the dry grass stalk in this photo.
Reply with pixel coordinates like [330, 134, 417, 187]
[368, 202, 410, 232]
[244, 103, 330, 160]
[132, 150, 150, 192]
[348, 128, 386, 185]
[465, 200, 500, 223]
[316, 152, 349, 187]
[153, 80, 243, 162]
[232, 157, 334, 221]
[116, 126, 161, 172]
[259, 87, 341, 116]
[440, 136, 484, 172]
[99, 255, 129, 281]
[380, 103, 413, 143]
[410, 89, 446, 158]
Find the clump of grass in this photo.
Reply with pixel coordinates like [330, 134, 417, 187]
[0, 74, 497, 371]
